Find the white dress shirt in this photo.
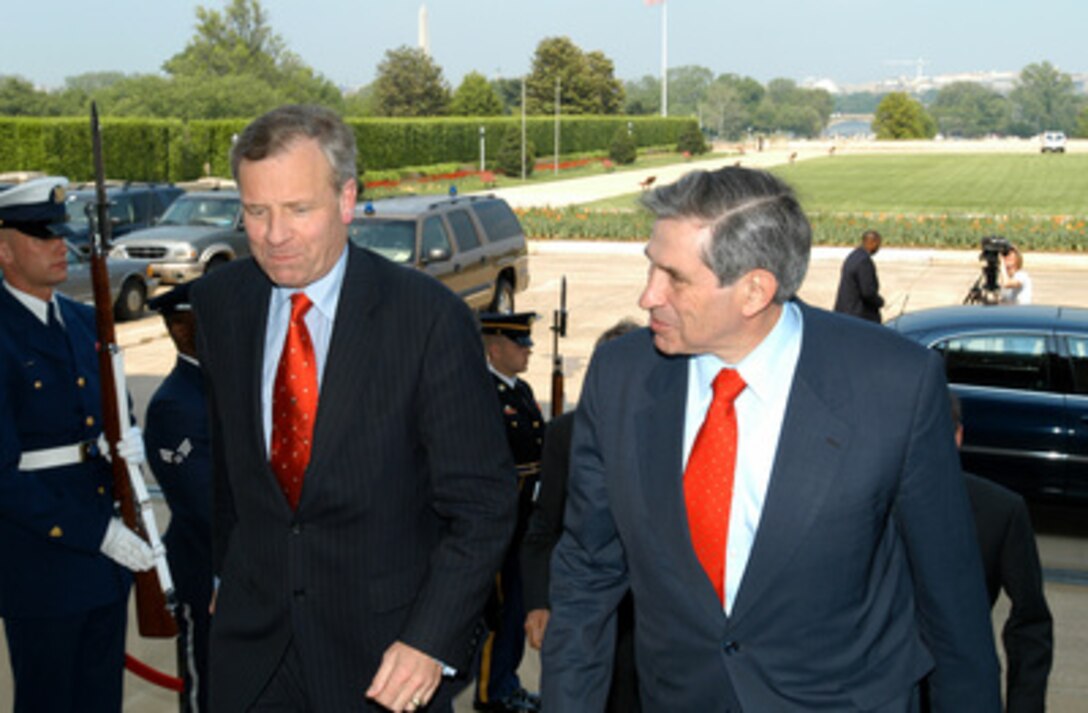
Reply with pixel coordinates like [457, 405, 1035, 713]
[260, 247, 348, 455]
[682, 301, 803, 614]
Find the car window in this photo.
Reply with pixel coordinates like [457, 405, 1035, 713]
[161, 197, 240, 227]
[421, 216, 451, 258]
[1068, 336, 1088, 395]
[935, 333, 1051, 392]
[348, 219, 415, 264]
[445, 209, 481, 251]
[472, 199, 522, 242]
[129, 193, 151, 224]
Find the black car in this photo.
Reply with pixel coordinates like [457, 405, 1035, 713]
[349, 194, 530, 312]
[887, 305, 1088, 502]
[61, 182, 184, 250]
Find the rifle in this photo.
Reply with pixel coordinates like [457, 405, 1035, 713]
[89, 103, 178, 638]
[550, 276, 568, 418]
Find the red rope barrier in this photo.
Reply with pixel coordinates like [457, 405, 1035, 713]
[125, 653, 184, 692]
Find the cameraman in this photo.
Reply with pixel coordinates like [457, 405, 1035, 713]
[1000, 245, 1033, 305]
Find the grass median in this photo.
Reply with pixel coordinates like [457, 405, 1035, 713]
[525, 153, 1088, 250]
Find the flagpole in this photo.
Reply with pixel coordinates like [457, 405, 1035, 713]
[660, 0, 668, 117]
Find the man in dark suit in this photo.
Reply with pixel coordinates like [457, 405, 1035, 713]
[950, 394, 1052, 712]
[521, 319, 641, 713]
[144, 283, 213, 713]
[542, 167, 1000, 711]
[0, 177, 154, 711]
[191, 105, 516, 712]
[834, 228, 885, 322]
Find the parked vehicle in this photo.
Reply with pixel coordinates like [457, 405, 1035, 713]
[110, 191, 246, 284]
[61, 241, 158, 321]
[887, 305, 1088, 502]
[1041, 131, 1067, 153]
[61, 182, 184, 250]
[349, 194, 530, 312]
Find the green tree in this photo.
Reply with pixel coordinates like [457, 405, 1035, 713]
[930, 82, 1009, 137]
[490, 78, 523, 115]
[624, 75, 659, 115]
[702, 82, 748, 139]
[666, 65, 714, 117]
[0, 76, 51, 116]
[496, 126, 535, 177]
[450, 72, 503, 116]
[1076, 105, 1088, 139]
[1009, 61, 1082, 135]
[676, 123, 708, 155]
[163, 0, 340, 111]
[872, 92, 937, 139]
[754, 79, 832, 137]
[373, 46, 451, 117]
[343, 83, 378, 117]
[526, 37, 622, 115]
[609, 125, 637, 164]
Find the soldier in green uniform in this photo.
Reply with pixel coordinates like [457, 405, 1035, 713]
[474, 312, 545, 712]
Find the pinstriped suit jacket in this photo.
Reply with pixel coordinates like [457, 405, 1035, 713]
[192, 245, 517, 711]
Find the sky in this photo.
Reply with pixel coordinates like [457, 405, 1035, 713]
[5, 1, 1086, 92]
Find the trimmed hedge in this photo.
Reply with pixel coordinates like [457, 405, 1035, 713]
[0, 115, 696, 183]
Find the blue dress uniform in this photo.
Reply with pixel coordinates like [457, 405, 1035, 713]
[0, 176, 131, 713]
[475, 313, 545, 713]
[143, 285, 213, 713]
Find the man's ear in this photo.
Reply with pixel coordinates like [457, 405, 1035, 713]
[740, 268, 778, 317]
[339, 179, 358, 224]
[0, 232, 14, 268]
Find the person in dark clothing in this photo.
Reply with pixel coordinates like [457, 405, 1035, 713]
[475, 311, 546, 713]
[833, 229, 884, 322]
[521, 319, 642, 713]
[144, 283, 213, 713]
[950, 393, 1053, 712]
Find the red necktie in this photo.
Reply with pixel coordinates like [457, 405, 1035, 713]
[270, 293, 318, 510]
[684, 368, 746, 605]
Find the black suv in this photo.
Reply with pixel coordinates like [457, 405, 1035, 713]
[349, 194, 530, 312]
[61, 182, 184, 250]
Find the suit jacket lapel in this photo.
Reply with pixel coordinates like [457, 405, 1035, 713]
[729, 306, 853, 624]
[636, 354, 728, 621]
[304, 247, 382, 494]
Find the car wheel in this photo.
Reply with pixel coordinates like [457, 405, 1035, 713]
[489, 277, 515, 314]
[205, 255, 230, 273]
[114, 278, 147, 322]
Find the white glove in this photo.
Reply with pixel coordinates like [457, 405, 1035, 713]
[115, 426, 146, 467]
[99, 518, 155, 572]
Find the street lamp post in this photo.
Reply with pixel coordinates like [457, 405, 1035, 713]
[554, 76, 561, 176]
[479, 126, 486, 172]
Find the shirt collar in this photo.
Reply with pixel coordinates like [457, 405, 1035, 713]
[270, 245, 349, 321]
[693, 301, 803, 404]
[3, 281, 60, 326]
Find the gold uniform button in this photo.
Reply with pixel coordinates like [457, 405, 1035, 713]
[77, 376, 86, 387]
[85, 416, 95, 427]
[34, 380, 43, 390]
[49, 526, 63, 538]
[533, 421, 540, 428]
[97, 486, 106, 495]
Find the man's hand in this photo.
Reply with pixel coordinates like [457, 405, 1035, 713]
[366, 641, 442, 711]
[99, 517, 155, 571]
[525, 608, 551, 650]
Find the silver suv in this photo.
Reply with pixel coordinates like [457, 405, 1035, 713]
[349, 194, 529, 312]
[110, 191, 246, 284]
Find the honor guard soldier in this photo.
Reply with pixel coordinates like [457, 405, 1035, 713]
[0, 177, 153, 712]
[144, 283, 212, 713]
[475, 312, 545, 712]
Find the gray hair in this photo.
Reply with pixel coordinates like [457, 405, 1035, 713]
[230, 104, 357, 191]
[639, 167, 811, 303]
[595, 318, 641, 351]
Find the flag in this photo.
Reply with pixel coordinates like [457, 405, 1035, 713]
[645, 0, 665, 5]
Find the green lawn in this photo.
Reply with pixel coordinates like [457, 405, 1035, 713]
[586, 153, 1088, 217]
[774, 154, 1088, 217]
[544, 154, 1088, 249]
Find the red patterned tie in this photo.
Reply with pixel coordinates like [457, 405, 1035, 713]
[684, 368, 746, 605]
[270, 293, 318, 510]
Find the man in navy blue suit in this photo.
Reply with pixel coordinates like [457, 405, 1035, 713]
[542, 167, 1000, 712]
[144, 282, 213, 713]
[0, 177, 154, 712]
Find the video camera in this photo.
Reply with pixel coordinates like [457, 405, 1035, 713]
[964, 235, 1013, 305]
